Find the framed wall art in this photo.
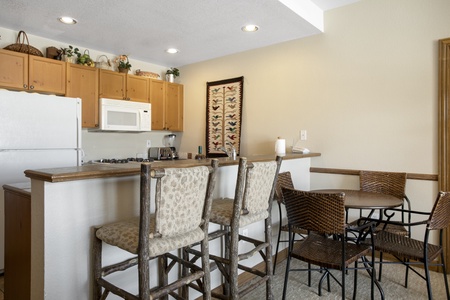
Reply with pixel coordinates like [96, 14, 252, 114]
[206, 76, 244, 158]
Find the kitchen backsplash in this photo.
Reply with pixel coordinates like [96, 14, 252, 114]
[81, 129, 181, 163]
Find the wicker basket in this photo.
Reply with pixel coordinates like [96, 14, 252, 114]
[95, 55, 113, 70]
[4, 31, 43, 57]
[135, 69, 160, 79]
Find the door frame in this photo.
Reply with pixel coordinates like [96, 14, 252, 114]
[438, 37, 450, 265]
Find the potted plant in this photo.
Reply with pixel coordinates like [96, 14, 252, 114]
[114, 55, 132, 73]
[166, 67, 180, 82]
[60, 45, 80, 63]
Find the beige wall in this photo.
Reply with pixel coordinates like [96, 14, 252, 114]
[178, 0, 450, 216]
[180, 0, 450, 172]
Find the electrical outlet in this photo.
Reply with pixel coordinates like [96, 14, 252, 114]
[300, 130, 307, 140]
[242, 229, 249, 237]
[146, 140, 152, 148]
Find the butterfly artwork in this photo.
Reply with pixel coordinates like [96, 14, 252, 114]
[207, 76, 243, 157]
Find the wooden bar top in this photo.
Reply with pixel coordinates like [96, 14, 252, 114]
[24, 152, 320, 183]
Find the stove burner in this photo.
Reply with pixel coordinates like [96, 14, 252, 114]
[97, 158, 153, 164]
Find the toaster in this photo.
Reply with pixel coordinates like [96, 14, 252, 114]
[148, 147, 175, 160]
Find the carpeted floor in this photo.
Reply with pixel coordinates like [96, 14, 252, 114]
[245, 259, 448, 299]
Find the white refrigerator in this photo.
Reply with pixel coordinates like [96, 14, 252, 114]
[0, 89, 82, 271]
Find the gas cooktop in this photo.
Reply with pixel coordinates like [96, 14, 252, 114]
[90, 158, 154, 164]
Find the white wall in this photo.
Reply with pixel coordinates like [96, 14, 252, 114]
[177, 0, 450, 227]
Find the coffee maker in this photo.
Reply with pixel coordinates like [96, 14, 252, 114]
[163, 134, 178, 159]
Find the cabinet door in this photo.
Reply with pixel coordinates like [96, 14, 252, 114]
[0, 49, 28, 90]
[126, 74, 149, 102]
[149, 79, 165, 130]
[165, 82, 184, 131]
[99, 69, 126, 100]
[29, 56, 66, 95]
[66, 64, 99, 128]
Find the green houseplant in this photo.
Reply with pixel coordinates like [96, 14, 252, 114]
[60, 45, 80, 63]
[166, 67, 180, 82]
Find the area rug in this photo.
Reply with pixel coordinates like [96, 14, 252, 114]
[244, 259, 448, 299]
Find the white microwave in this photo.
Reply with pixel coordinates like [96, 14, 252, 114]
[98, 98, 151, 132]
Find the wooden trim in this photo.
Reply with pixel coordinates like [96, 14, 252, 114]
[310, 167, 438, 181]
[439, 37, 450, 273]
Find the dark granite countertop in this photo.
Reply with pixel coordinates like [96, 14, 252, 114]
[24, 152, 320, 183]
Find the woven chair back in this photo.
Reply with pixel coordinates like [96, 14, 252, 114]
[359, 170, 407, 200]
[242, 160, 278, 214]
[153, 166, 211, 237]
[274, 171, 294, 204]
[282, 188, 346, 235]
[428, 191, 450, 230]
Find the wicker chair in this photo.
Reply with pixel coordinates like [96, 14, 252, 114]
[92, 160, 218, 300]
[207, 156, 282, 299]
[355, 170, 410, 236]
[281, 188, 377, 300]
[273, 171, 307, 274]
[371, 191, 450, 300]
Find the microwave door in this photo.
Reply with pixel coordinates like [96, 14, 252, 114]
[102, 106, 140, 131]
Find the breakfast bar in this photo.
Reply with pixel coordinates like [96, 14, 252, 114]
[11, 152, 319, 300]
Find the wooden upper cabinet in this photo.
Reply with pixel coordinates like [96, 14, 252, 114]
[0, 49, 65, 95]
[0, 49, 28, 90]
[126, 74, 149, 102]
[149, 79, 165, 130]
[165, 82, 184, 131]
[28, 55, 66, 95]
[66, 64, 99, 128]
[99, 69, 126, 100]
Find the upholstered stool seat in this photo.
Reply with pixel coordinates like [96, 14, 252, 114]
[95, 217, 205, 256]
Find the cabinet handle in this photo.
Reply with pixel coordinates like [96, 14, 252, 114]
[30, 85, 34, 89]
[23, 84, 28, 88]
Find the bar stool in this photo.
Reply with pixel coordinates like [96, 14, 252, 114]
[208, 156, 282, 299]
[92, 160, 218, 300]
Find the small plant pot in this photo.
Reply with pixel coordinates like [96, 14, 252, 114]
[118, 68, 129, 74]
[63, 55, 76, 63]
[166, 74, 174, 82]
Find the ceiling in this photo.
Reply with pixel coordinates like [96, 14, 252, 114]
[0, 0, 359, 67]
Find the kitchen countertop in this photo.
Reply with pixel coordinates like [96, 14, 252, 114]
[24, 152, 320, 183]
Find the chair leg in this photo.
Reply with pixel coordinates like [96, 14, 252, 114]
[273, 203, 283, 275]
[229, 226, 240, 299]
[92, 228, 102, 300]
[424, 259, 433, 300]
[404, 258, 409, 288]
[281, 245, 293, 300]
[353, 261, 358, 300]
[157, 255, 168, 300]
[201, 238, 212, 300]
[378, 252, 383, 282]
[265, 217, 274, 300]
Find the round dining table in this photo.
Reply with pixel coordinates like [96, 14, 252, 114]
[312, 189, 404, 209]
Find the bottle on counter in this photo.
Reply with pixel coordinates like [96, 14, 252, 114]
[195, 146, 206, 160]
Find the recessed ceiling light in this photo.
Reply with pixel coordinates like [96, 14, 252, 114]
[58, 16, 77, 25]
[166, 48, 179, 54]
[241, 24, 259, 32]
